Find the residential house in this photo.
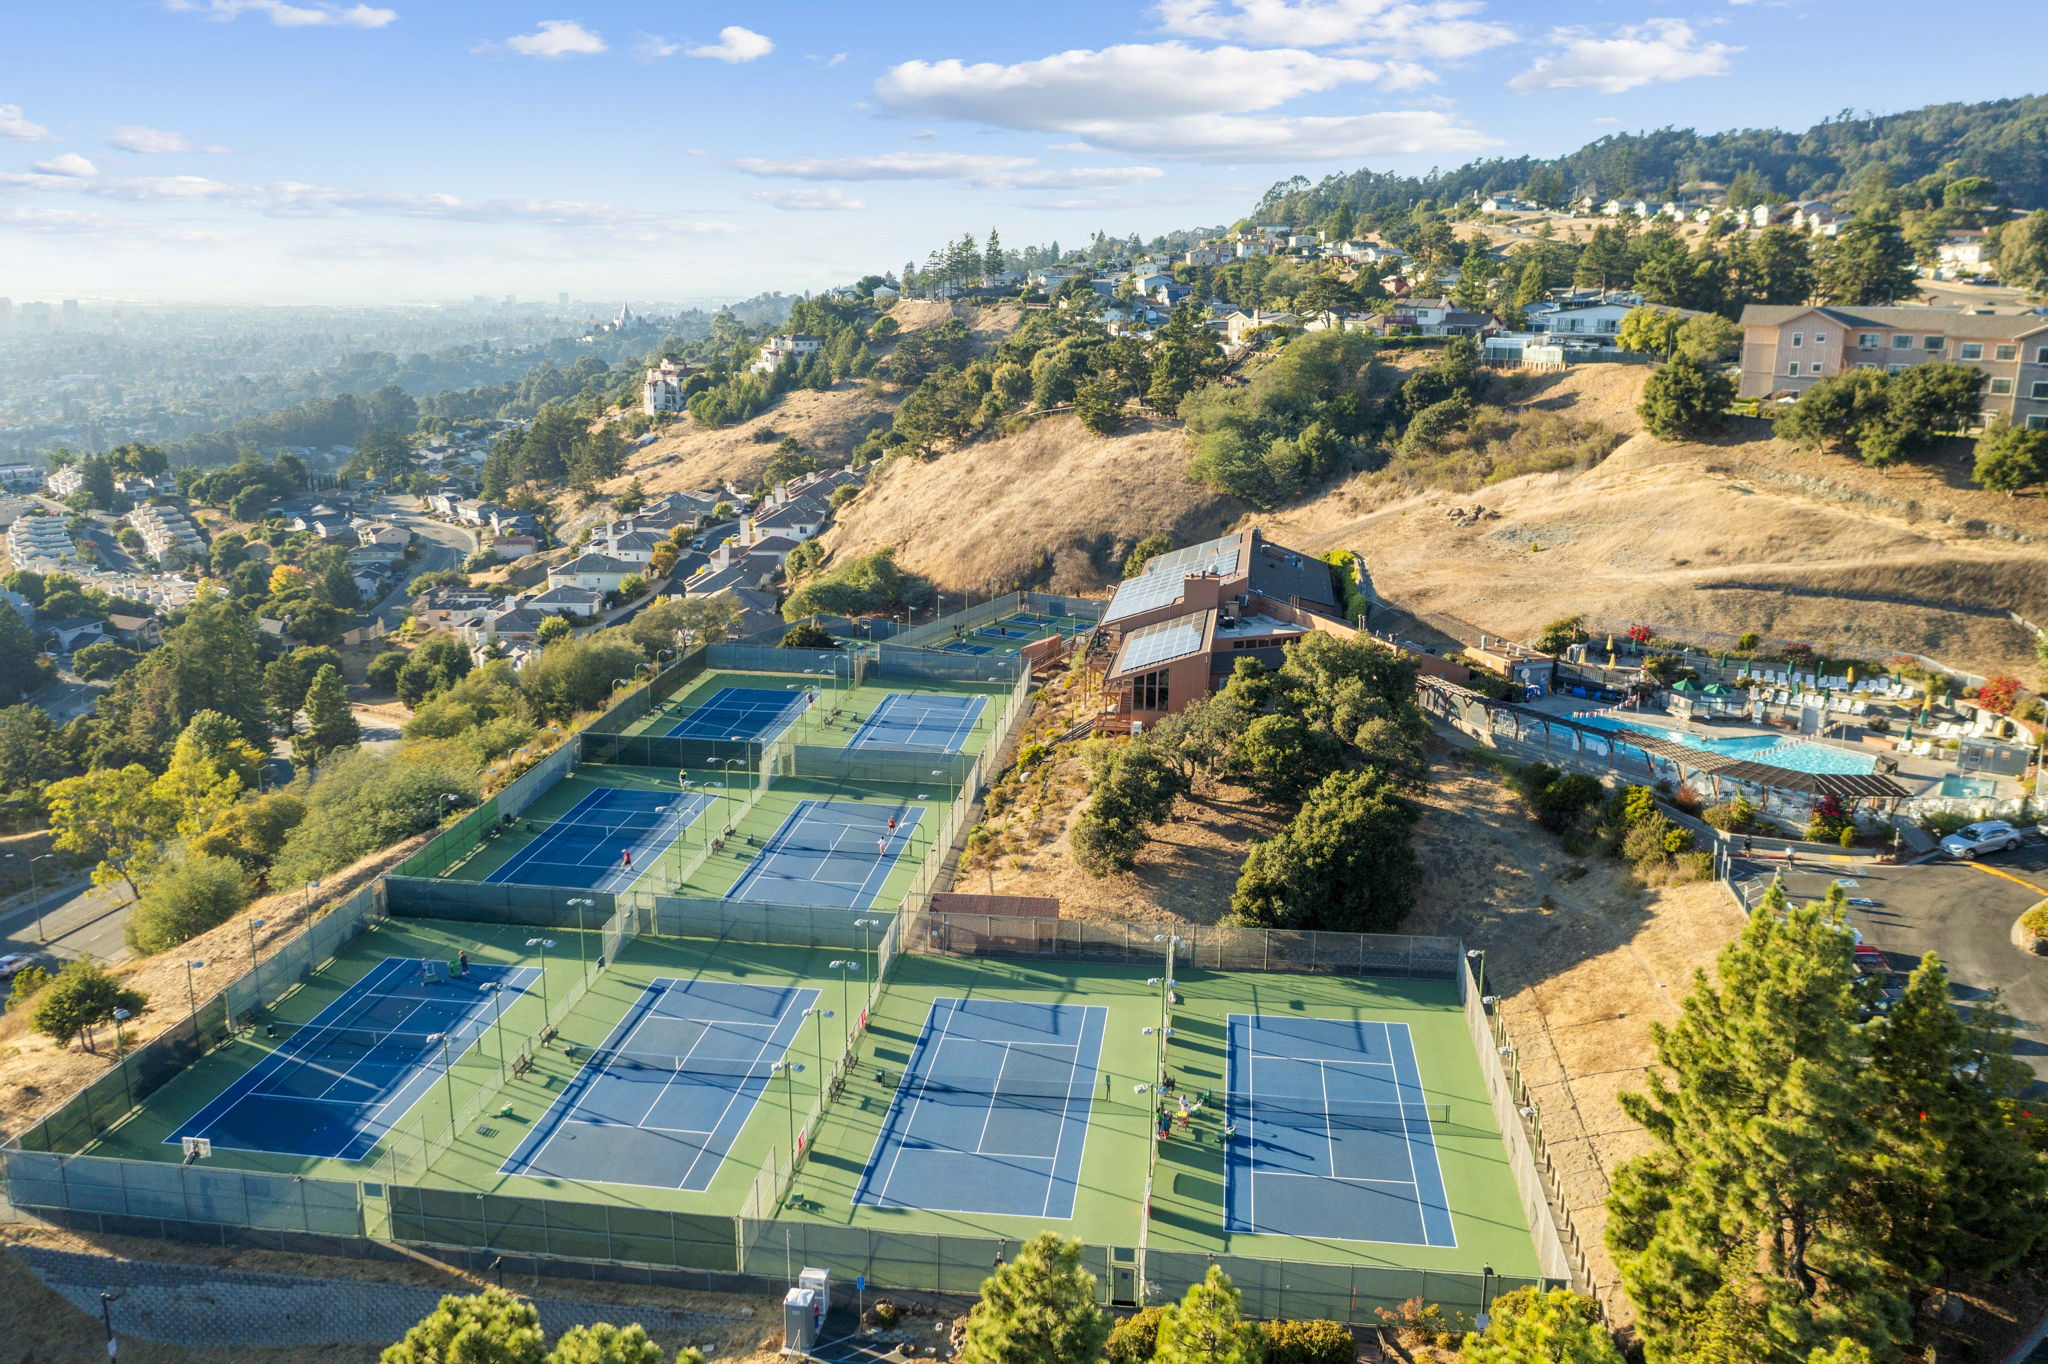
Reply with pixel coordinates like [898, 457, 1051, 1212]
[683, 556, 780, 596]
[1935, 232, 1992, 276]
[519, 584, 608, 618]
[548, 553, 638, 594]
[743, 497, 828, 544]
[1094, 528, 1351, 730]
[468, 607, 551, 647]
[105, 612, 162, 648]
[353, 520, 412, 548]
[642, 357, 701, 415]
[870, 283, 901, 302]
[1221, 309, 1301, 345]
[593, 527, 666, 566]
[412, 585, 505, 627]
[490, 534, 540, 561]
[1737, 303, 2048, 429]
[1394, 298, 1498, 337]
[776, 468, 861, 508]
[1182, 246, 1230, 268]
[8, 515, 75, 569]
[1523, 294, 1655, 343]
[750, 334, 823, 376]
[0, 464, 41, 493]
[1481, 193, 1534, 213]
[39, 617, 106, 654]
[0, 587, 32, 623]
[711, 585, 783, 638]
[125, 504, 204, 562]
[44, 465, 85, 498]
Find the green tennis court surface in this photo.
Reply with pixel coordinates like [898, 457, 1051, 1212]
[75, 917, 1536, 1276]
[610, 668, 1013, 759]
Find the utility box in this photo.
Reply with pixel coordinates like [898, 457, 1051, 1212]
[798, 1266, 831, 1322]
[782, 1288, 819, 1355]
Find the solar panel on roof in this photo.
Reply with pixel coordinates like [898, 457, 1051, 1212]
[1143, 533, 1243, 581]
[1117, 616, 1207, 673]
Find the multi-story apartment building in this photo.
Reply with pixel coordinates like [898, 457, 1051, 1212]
[641, 357, 701, 414]
[125, 504, 204, 562]
[1738, 304, 2048, 430]
[7, 515, 76, 570]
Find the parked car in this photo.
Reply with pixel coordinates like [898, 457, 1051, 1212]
[1939, 820, 2022, 859]
[0, 951, 51, 981]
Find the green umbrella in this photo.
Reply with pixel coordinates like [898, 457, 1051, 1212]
[1672, 679, 1697, 692]
[1902, 719, 1914, 743]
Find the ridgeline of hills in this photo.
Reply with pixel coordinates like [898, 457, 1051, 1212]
[1256, 95, 2048, 223]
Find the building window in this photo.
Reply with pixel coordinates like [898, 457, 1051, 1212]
[2030, 415, 2048, 431]
[2034, 381, 2048, 401]
[1990, 377, 2014, 395]
[1132, 668, 1170, 712]
[2038, 347, 2048, 365]
[1924, 335, 1944, 350]
[1790, 331, 1803, 348]
[1814, 331, 1827, 345]
[1892, 334, 1913, 349]
[1859, 333, 1879, 348]
[1996, 344, 2017, 361]
[1887, 364, 1905, 375]
[1960, 342, 1983, 360]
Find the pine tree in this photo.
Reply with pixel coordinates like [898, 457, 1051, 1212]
[1606, 882, 1910, 1362]
[1462, 1287, 1621, 1364]
[984, 228, 1004, 280]
[0, 602, 43, 703]
[1153, 1266, 1259, 1364]
[956, 1232, 1108, 1364]
[1816, 215, 1918, 305]
[1638, 354, 1734, 440]
[1851, 954, 2048, 1311]
[295, 663, 361, 768]
[544, 1322, 674, 1364]
[380, 1290, 546, 1364]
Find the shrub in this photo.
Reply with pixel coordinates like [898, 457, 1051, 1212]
[1737, 632, 1761, 651]
[1104, 1307, 1165, 1364]
[1840, 826, 1858, 848]
[1702, 796, 1758, 832]
[1259, 1318, 1355, 1364]
[8, 963, 51, 1009]
[124, 854, 253, 954]
[30, 959, 147, 1051]
[1675, 850, 1716, 882]
[2021, 901, 2048, 938]
[1623, 815, 1676, 870]
[869, 1302, 901, 1329]
[365, 650, 408, 694]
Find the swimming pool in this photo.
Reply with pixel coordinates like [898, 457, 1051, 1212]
[1938, 773, 2000, 799]
[1568, 713, 1879, 776]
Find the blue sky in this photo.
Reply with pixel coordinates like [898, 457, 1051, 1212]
[3, 0, 2043, 305]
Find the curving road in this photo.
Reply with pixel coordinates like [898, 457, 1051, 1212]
[368, 493, 478, 631]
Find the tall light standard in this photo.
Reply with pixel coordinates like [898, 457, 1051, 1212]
[773, 1060, 807, 1165]
[100, 1292, 120, 1361]
[721, 757, 747, 830]
[567, 898, 595, 955]
[29, 852, 56, 943]
[525, 938, 556, 1027]
[300, 880, 321, 925]
[245, 918, 267, 969]
[111, 1007, 131, 1062]
[485, 980, 509, 1071]
[804, 1005, 834, 1079]
[183, 960, 205, 1018]
[1149, 933, 1185, 1086]
[828, 959, 862, 1024]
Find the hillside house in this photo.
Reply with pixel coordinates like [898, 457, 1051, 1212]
[520, 584, 607, 618]
[39, 617, 107, 654]
[1935, 232, 1992, 276]
[593, 527, 667, 566]
[744, 497, 828, 543]
[8, 516, 75, 570]
[45, 466, 84, 498]
[1737, 303, 2048, 429]
[642, 357, 702, 415]
[1094, 529, 1350, 732]
[548, 553, 638, 593]
[749, 333, 823, 376]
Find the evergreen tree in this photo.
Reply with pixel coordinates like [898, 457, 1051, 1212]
[92, 587, 267, 769]
[0, 602, 43, 703]
[983, 228, 1004, 280]
[381, 1290, 546, 1364]
[1638, 354, 1734, 440]
[1816, 215, 1919, 305]
[1851, 955, 2048, 1313]
[1462, 1287, 1621, 1364]
[1606, 883, 1910, 1363]
[1731, 227, 1815, 306]
[296, 663, 361, 768]
[1972, 425, 2048, 493]
[545, 1323, 675, 1364]
[1153, 1266, 1260, 1364]
[956, 1232, 1108, 1364]
[155, 709, 262, 836]
[1228, 767, 1419, 932]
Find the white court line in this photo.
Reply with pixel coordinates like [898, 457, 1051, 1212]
[489, 789, 610, 884]
[965, 1039, 1083, 1157]
[1040, 1036, 1082, 1220]
[671, 1017, 787, 1193]
[871, 997, 955, 1206]
[1318, 1058, 1337, 1179]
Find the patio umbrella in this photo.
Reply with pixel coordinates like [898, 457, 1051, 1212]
[1902, 719, 1914, 743]
[1847, 665, 1857, 686]
[1604, 635, 1615, 653]
[1672, 679, 1696, 692]
[1607, 652, 1616, 669]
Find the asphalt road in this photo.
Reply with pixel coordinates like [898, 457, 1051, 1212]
[1730, 846, 2048, 1094]
[0, 876, 137, 968]
[371, 494, 476, 630]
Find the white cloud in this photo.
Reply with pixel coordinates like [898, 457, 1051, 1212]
[635, 34, 681, 59]
[1154, 0, 1513, 58]
[482, 19, 608, 59]
[822, 52, 848, 68]
[730, 151, 1166, 189]
[688, 26, 773, 63]
[107, 124, 226, 154]
[0, 104, 55, 142]
[871, 41, 1477, 159]
[1510, 20, 1738, 94]
[31, 153, 100, 177]
[879, 42, 1424, 125]
[747, 187, 866, 211]
[165, 0, 396, 28]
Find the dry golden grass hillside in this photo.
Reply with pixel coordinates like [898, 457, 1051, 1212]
[592, 301, 1023, 501]
[816, 414, 1245, 595]
[1258, 364, 2048, 676]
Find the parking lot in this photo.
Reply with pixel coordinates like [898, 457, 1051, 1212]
[1732, 840, 2048, 1094]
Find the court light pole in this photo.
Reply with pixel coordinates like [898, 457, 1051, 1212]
[111, 1007, 131, 1062]
[721, 757, 747, 831]
[246, 918, 266, 969]
[566, 898, 594, 959]
[828, 959, 861, 1025]
[525, 938, 556, 1029]
[773, 1060, 806, 1167]
[804, 1006, 834, 1079]
[29, 852, 56, 943]
[183, 960, 205, 1019]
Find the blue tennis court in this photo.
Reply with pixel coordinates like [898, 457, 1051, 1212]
[1224, 1014, 1455, 1246]
[976, 624, 1036, 641]
[500, 978, 816, 1191]
[167, 956, 537, 1161]
[663, 686, 815, 742]
[940, 642, 993, 656]
[848, 693, 987, 752]
[487, 787, 711, 892]
[725, 799, 921, 909]
[856, 998, 1105, 1218]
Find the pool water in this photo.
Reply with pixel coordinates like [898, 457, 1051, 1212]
[1569, 713, 1879, 776]
[1938, 774, 2000, 799]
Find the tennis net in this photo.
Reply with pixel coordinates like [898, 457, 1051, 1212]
[522, 812, 692, 844]
[260, 1021, 472, 1058]
[1233, 1097, 1453, 1129]
[558, 1046, 787, 1081]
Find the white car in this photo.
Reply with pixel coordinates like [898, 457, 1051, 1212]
[1940, 820, 2022, 859]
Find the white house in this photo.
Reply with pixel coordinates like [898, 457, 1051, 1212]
[749, 334, 823, 375]
[547, 553, 638, 594]
[642, 357, 700, 415]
